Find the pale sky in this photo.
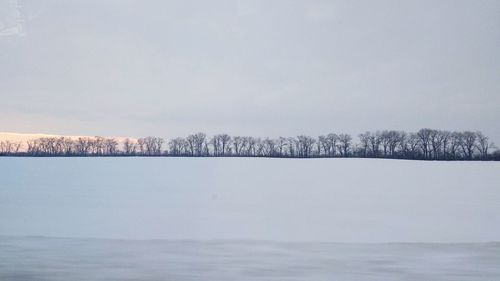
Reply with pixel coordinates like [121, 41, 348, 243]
[1, 0, 499, 141]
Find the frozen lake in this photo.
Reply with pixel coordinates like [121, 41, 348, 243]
[1, 158, 499, 279]
[1, 236, 499, 281]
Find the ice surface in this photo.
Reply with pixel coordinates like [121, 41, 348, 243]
[0, 157, 499, 242]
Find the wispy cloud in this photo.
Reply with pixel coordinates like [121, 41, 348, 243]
[0, 0, 24, 37]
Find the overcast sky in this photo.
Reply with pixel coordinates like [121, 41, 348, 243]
[1, 0, 499, 141]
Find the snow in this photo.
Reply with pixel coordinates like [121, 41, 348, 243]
[1, 236, 499, 281]
[0, 157, 499, 243]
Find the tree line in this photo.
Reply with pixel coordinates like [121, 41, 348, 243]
[1, 129, 498, 160]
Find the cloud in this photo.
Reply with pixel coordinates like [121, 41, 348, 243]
[0, 0, 24, 37]
[1, 0, 499, 142]
[303, 1, 337, 22]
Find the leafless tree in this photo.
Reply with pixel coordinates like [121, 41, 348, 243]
[318, 133, 338, 157]
[188, 132, 206, 156]
[246, 136, 257, 156]
[448, 132, 462, 159]
[60, 137, 74, 155]
[104, 138, 119, 155]
[123, 138, 137, 155]
[232, 136, 243, 156]
[255, 138, 265, 156]
[0, 140, 21, 155]
[211, 134, 231, 156]
[367, 131, 382, 157]
[296, 135, 315, 157]
[3, 129, 498, 160]
[406, 133, 420, 159]
[417, 128, 433, 159]
[380, 131, 392, 157]
[440, 131, 451, 159]
[389, 131, 405, 157]
[338, 134, 352, 157]
[475, 131, 492, 159]
[168, 137, 185, 156]
[75, 137, 92, 155]
[429, 130, 443, 160]
[263, 138, 278, 157]
[286, 137, 296, 157]
[218, 134, 231, 156]
[358, 132, 370, 157]
[460, 131, 477, 159]
[138, 136, 164, 156]
[277, 137, 287, 157]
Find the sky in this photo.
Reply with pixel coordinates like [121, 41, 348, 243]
[1, 0, 499, 141]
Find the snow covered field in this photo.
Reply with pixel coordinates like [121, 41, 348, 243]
[1, 158, 499, 279]
[1, 236, 499, 281]
[1, 157, 499, 242]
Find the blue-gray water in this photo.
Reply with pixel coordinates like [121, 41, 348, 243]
[1, 236, 499, 281]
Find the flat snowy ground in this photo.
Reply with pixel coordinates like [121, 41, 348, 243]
[1, 157, 499, 242]
[1, 236, 499, 281]
[0, 158, 499, 280]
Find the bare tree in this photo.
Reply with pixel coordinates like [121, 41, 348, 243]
[460, 131, 477, 159]
[406, 133, 421, 159]
[417, 128, 433, 159]
[277, 137, 288, 157]
[104, 138, 119, 155]
[388, 131, 405, 157]
[123, 138, 137, 155]
[245, 136, 257, 156]
[0, 140, 21, 155]
[168, 137, 185, 156]
[475, 131, 491, 159]
[92, 136, 105, 155]
[429, 130, 443, 160]
[75, 138, 92, 155]
[232, 136, 243, 156]
[358, 132, 370, 157]
[188, 133, 206, 156]
[380, 131, 392, 157]
[367, 131, 382, 157]
[60, 137, 74, 155]
[211, 134, 231, 156]
[296, 135, 315, 157]
[3, 129, 498, 160]
[318, 133, 338, 157]
[218, 134, 231, 156]
[440, 131, 451, 159]
[338, 134, 352, 157]
[138, 137, 164, 156]
[263, 138, 278, 157]
[448, 132, 462, 159]
[255, 138, 265, 156]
